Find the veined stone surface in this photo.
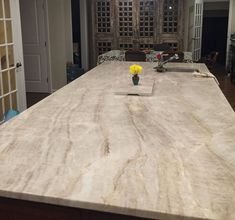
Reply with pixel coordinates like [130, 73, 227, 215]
[114, 78, 155, 96]
[0, 62, 234, 220]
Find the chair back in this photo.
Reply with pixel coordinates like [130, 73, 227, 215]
[153, 43, 171, 52]
[209, 51, 219, 64]
[125, 50, 146, 61]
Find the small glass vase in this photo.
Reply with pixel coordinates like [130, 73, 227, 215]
[132, 74, 139, 86]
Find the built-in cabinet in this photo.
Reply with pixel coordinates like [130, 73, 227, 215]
[0, 197, 154, 220]
[90, 0, 184, 62]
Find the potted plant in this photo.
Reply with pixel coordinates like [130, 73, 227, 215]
[129, 64, 143, 86]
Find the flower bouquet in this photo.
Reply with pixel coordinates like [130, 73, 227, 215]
[129, 64, 143, 86]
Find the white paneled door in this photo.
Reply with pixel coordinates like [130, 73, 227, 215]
[192, 0, 203, 61]
[0, 0, 26, 123]
[20, 0, 49, 93]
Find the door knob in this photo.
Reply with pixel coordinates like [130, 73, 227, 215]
[16, 62, 22, 68]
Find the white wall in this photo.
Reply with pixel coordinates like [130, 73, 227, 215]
[229, 0, 235, 33]
[46, 0, 73, 92]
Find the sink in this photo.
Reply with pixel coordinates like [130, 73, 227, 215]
[165, 67, 199, 73]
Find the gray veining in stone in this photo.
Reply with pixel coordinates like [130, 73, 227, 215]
[0, 62, 235, 220]
[114, 78, 155, 96]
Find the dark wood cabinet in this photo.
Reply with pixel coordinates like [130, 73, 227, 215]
[89, 0, 185, 63]
[0, 197, 157, 220]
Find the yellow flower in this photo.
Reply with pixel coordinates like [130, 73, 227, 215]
[129, 64, 143, 75]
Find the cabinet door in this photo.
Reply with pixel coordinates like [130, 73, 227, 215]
[116, 0, 137, 50]
[158, 0, 184, 50]
[91, 0, 185, 64]
[93, 0, 115, 56]
[116, 0, 158, 50]
[137, 0, 157, 50]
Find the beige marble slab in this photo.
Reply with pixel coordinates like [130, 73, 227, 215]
[0, 62, 235, 220]
[114, 79, 155, 96]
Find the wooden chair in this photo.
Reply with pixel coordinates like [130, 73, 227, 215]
[206, 51, 219, 70]
[199, 51, 219, 70]
[153, 43, 171, 52]
[125, 50, 146, 62]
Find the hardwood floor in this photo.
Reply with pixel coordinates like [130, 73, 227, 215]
[26, 93, 50, 108]
[211, 64, 235, 111]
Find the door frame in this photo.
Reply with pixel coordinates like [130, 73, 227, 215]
[44, 0, 52, 93]
[192, 0, 204, 61]
[11, 0, 27, 112]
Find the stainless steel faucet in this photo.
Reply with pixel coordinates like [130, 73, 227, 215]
[155, 54, 179, 72]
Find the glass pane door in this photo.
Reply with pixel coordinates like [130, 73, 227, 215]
[193, 0, 203, 61]
[0, 0, 17, 123]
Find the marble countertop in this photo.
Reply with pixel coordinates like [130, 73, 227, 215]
[0, 62, 235, 220]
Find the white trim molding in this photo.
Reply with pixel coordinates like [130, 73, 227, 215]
[11, 0, 27, 112]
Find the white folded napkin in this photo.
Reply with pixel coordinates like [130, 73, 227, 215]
[193, 71, 219, 85]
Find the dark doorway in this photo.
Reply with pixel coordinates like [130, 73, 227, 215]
[71, 0, 81, 67]
[202, 3, 229, 65]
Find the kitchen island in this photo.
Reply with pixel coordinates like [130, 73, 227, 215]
[0, 62, 234, 220]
